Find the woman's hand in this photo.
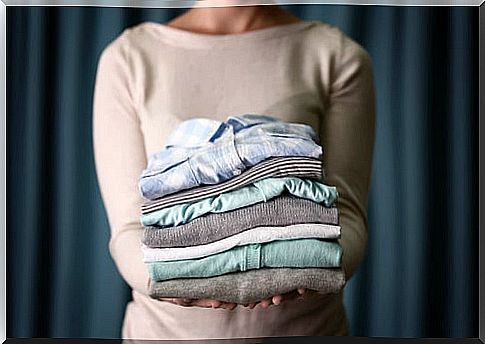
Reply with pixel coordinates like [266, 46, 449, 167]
[158, 298, 238, 310]
[243, 288, 307, 309]
[159, 288, 309, 309]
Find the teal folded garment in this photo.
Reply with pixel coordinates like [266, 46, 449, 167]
[148, 238, 342, 281]
[141, 177, 338, 227]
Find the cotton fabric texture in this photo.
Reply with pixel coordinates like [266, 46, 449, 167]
[141, 156, 324, 214]
[93, 19, 375, 339]
[142, 223, 341, 261]
[140, 176, 338, 227]
[143, 196, 338, 248]
[149, 267, 346, 304]
[139, 114, 322, 199]
[147, 239, 342, 281]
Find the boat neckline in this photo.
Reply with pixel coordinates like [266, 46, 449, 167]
[141, 20, 319, 46]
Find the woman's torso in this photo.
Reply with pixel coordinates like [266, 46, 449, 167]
[117, 20, 350, 339]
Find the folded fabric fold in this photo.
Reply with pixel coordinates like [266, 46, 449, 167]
[148, 239, 342, 281]
[140, 177, 338, 227]
[141, 156, 324, 214]
[149, 267, 346, 304]
[139, 114, 322, 200]
[143, 223, 341, 262]
[143, 196, 338, 248]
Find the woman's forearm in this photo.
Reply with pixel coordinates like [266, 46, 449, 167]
[320, 37, 376, 279]
[93, 30, 151, 296]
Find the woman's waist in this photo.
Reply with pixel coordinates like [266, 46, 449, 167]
[127, 288, 346, 338]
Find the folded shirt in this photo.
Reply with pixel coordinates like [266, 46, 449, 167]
[143, 196, 339, 248]
[148, 239, 342, 281]
[141, 156, 324, 214]
[139, 114, 322, 200]
[140, 177, 338, 227]
[142, 223, 341, 262]
[149, 267, 346, 304]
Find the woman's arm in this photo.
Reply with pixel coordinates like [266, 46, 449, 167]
[92, 33, 252, 309]
[320, 36, 376, 280]
[93, 32, 152, 295]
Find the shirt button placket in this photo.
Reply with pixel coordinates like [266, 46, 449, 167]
[246, 243, 262, 271]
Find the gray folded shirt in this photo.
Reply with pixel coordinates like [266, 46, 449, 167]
[149, 267, 346, 304]
[143, 195, 339, 248]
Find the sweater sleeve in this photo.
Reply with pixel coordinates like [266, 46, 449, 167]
[320, 35, 376, 280]
[92, 31, 151, 296]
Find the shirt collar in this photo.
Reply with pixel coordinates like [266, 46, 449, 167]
[164, 114, 278, 148]
[164, 118, 224, 148]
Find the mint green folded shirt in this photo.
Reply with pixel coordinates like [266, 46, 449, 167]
[148, 238, 342, 281]
[140, 177, 338, 227]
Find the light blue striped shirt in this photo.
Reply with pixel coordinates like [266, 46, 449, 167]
[139, 114, 322, 200]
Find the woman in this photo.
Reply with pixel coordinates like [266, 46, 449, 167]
[93, 2, 375, 339]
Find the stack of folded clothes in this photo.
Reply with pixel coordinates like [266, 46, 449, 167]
[138, 114, 346, 304]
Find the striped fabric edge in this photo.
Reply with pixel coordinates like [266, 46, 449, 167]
[141, 156, 323, 214]
[141, 167, 321, 214]
[142, 156, 322, 206]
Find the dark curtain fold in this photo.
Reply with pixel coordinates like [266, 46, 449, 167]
[6, 5, 478, 338]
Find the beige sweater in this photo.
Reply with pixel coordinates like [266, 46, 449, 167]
[92, 20, 375, 339]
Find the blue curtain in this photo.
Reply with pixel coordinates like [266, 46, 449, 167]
[7, 5, 478, 339]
